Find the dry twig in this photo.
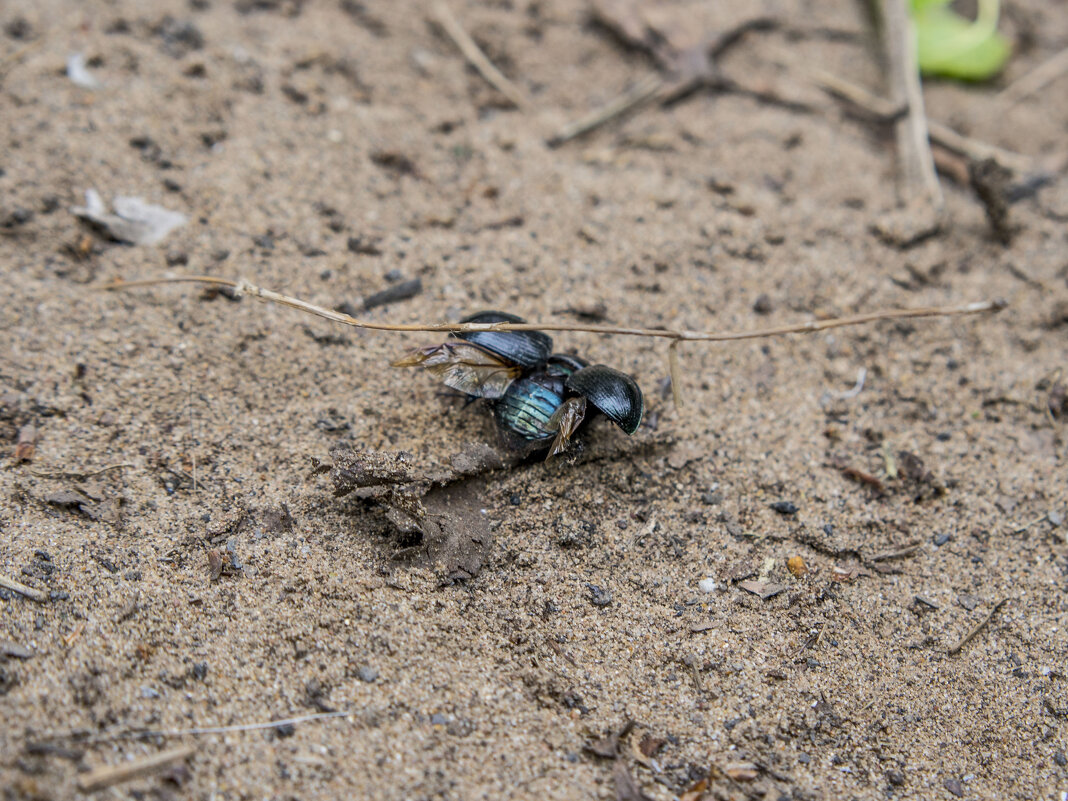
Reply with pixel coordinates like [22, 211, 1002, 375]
[0, 573, 49, 603]
[546, 73, 665, 148]
[948, 598, 1009, 655]
[431, 1, 529, 109]
[995, 46, 1068, 107]
[102, 275, 1004, 345]
[77, 746, 195, 792]
[40, 710, 354, 747]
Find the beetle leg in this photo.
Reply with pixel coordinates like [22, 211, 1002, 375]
[545, 396, 587, 458]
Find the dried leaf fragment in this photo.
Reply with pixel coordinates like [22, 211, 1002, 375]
[737, 579, 787, 600]
[612, 759, 653, 801]
[724, 761, 759, 781]
[72, 189, 187, 246]
[15, 423, 37, 461]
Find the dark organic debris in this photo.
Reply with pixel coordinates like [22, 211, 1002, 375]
[585, 720, 635, 759]
[370, 150, 419, 177]
[363, 278, 423, 311]
[769, 501, 798, 516]
[898, 450, 946, 501]
[969, 158, 1014, 245]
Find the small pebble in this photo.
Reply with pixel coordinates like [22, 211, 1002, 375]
[770, 501, 798, 516]
[787, 556, 807, 577]
[1048, 509, 1064, 527]
[587, 584, 612, 607]
[430, 712, 449, 726]
[886, 769, 905, 786]
[1053, 751, 1066, 767]
[752, 293, 773, 314]
[140, 686, 160, 699]
[357, 665, 378, 683]
[698, 578, 718, 593]
[933, 533, 951, 547]
[700, 489, 723, 505]
[275, 723, 296, 738]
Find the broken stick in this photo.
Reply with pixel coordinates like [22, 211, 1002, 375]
[948, 598, 1009, 655]
[0, 572, 48, 603]
[77, 745, 195, 792]
[431, 1, 529, 109]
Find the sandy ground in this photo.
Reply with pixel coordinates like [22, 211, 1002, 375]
[1, 1, 1067, 799]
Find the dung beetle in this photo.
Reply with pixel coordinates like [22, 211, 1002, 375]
[392, 311, 644, 457]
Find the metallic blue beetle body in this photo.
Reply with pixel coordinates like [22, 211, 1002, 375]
[393, 311, 643, 457]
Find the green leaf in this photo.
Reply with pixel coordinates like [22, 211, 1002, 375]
[909, 0, 1011, 81]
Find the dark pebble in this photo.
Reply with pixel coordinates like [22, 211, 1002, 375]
[347, 236, 382, 255]
[163, 178, 182, 192]
[770, 501, 798, 516]
[723, 717, 742, 730]
[274, 723, 296, 738]
[5, 17, 33, 40]
[933, 533, 951, 547]
[430, 712, 449, 726]
[1053, 752, 1066, 767]
[700, 490, 723, 506]
[253, 233, 274, 250]
[823, 524, 834, 535]
[192, 662, 208, 680]
[362, 278, 422, 311]
[49, 591, 70, 601]
[509, 494, 521, 506]
[357, 665, 378, 683]
[797, 753, 810, 765]
[943, 778, 964, 797]
[384, 268, 404, 283]
[212, 249, 230, 262]
[936, 432, 951, 442]
[166, 251, 188, 266]
[752, 293, 773, 314]
[587, 584, 612, 607]
[1, 207, 33, 227]
[886, 770, 905, 786]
